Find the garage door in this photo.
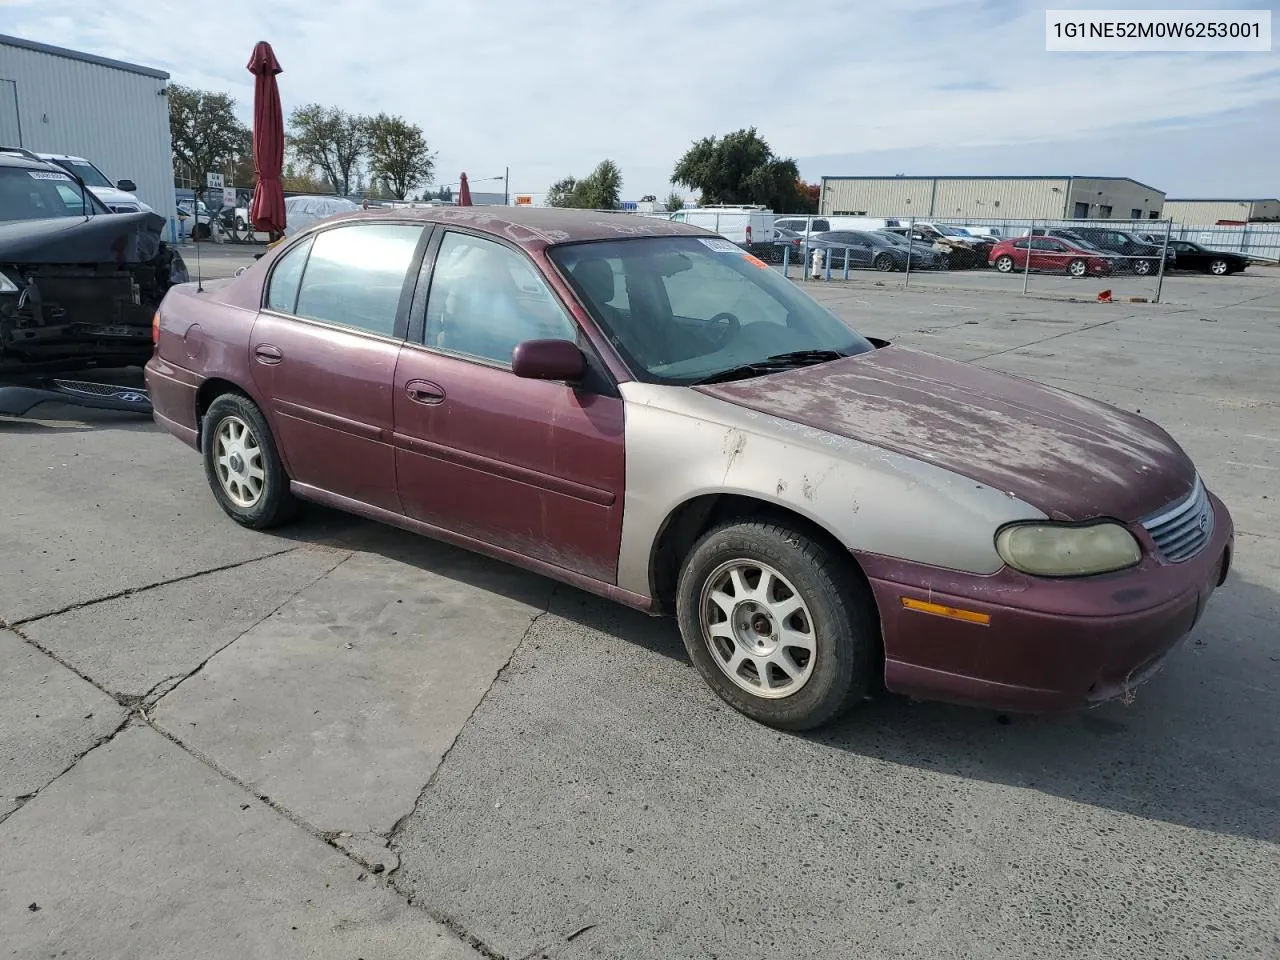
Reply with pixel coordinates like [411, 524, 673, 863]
[0, 80, 19, 144]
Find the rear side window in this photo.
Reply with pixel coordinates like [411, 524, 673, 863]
[265, 236, 314, 314]
[812, 219, 830, 232]
[294, 223, 424, 337]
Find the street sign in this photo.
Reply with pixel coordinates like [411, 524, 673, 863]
[515, 194, 532, 206]
[206, 172, 225, 189]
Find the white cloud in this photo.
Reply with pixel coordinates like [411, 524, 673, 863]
[4, 0, 1275, 197]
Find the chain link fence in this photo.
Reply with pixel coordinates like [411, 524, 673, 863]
[761, 214, 1276, 303]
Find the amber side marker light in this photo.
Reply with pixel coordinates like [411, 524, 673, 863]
[151, 310, 160, 345]
[900, 597, 991, 626]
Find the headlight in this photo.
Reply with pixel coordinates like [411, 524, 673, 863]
[995, 521, 1141, 577]
[0, 272, 18, 294]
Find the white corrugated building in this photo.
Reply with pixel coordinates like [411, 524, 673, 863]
[0, 34, 175, 219]
[820, 176, 1166, 222]
[1162, 198, 1280, 224]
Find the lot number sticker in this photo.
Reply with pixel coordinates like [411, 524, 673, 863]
[28, 171, 72, 181]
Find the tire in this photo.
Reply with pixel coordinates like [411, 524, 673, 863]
[191, 222, 211, 241]
[675, 521, 878, 731]
[1132, 258, 1153, 276]
[1067, 258, 1088, 278]
[874, 253, 895, 272]
[994, 254, 1015, 273]
[235, 216, 247, 232]
[201, 393, 297, 529]
[1209, 258, 1229, 276]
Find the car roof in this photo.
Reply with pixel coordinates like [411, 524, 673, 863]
[0, 151, 66, 172]
[314, 206, 710, 252]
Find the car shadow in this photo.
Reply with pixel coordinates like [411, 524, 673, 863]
[274, 508, 1278, 847]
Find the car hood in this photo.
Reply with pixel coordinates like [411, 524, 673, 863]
[89, 185, 152, 211]
[0, 211, 166, 264]
[697, 345, 1195, 522]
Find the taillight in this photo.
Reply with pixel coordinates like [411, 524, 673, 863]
[745, 225, 753, 243]
[152, 310, 160, 345]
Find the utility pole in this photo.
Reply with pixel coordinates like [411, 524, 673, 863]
[504, 166, 509, 206]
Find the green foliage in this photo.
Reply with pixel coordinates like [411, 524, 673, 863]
[671, 127, 804, 211]
[664, 191, 685, 212]
[545, 159, 623, 209]
[366, 113, 436, 200]
[287, 103, 368, 196]
[167, 84, 249, 197]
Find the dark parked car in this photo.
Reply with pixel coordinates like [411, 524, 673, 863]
[989, 236, 1113, 277]
[0, 152, 188, 373]
[147, 207, 1232, 730]
[807, 230, 945, 271]
[1165, 240, 1248, 276]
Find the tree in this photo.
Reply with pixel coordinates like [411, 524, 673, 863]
[664, 191, 685, 212]
[545, 160, 623, 210]
[671, 127, 803, 211]
[287, 103, 368, 196]
[281, 161, 331, 194]
[794, 179, 821, 214]
[546, 176, 579, 208]
[168, 84, 249, 200]
[366, 113, 436, 200]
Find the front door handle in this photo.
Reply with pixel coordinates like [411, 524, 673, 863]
[405, 379, 445, 405]
[254, 343, 283, 365]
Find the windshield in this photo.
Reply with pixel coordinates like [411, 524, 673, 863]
[47, 157, 114, 189]
[0, 166, 105, 221]
[934, 224, 970, 236]
[875, 231, 911, 246]
[551, 236, 874, 385]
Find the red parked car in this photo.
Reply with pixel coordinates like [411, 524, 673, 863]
[145, 207, 1231, 730]
[990, 236, 1113, 277]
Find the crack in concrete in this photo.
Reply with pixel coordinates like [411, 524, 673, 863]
[968, 314, 1132, 363]
[2, 621, 125, 707]
[10, 547, 305, 628]
[0, 713, 134, 828]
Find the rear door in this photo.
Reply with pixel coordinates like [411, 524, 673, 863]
[250, 221, 430, 513]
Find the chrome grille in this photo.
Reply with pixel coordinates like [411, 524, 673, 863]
[1142, 477, 1213, 563]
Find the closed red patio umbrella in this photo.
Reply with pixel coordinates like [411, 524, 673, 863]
[457, 172, 472, 207]
[247, 41, 286, 238]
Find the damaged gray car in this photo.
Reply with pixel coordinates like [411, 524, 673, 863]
[0, 151, 188, 377]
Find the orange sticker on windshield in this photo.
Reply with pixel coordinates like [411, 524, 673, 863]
[742, 253, 770, 269]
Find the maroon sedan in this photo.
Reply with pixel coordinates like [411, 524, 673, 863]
[990, 236, 1113, 277]
[146, 207, 1232, 730]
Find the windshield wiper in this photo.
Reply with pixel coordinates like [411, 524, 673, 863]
[691, 349, 847, 386]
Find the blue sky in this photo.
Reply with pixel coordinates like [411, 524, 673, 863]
[5, 0, 1277, 200]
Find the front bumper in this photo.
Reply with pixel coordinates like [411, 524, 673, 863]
[857, 492, 1234, 713]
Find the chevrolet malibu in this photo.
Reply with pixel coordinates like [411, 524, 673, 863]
[145, 208, 1234, 731]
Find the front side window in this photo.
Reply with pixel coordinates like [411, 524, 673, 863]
[552, 236, 873, 384]
[292, 223, 423, 337]
[423, 231, 577, 365]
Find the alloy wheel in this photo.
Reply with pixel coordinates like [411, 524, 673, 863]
[699, 559, 817, 699]
[214, 415, 265, 508]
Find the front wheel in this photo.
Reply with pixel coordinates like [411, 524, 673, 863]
[201, 393, 297, 529]
[675, 521, 878, 731]
[1209, 258, 1230, 276]
[994, 254, 1015, 273]
[874, 253, 896, 272]
[1132, 258, 1153, 276]
[1068, 258, 1088, 278]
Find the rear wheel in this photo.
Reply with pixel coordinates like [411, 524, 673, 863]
[1209, 258, 1230, 276]
[994, 254, 1015, 273]
[1068, 258, 1088, 278]
[874, 253, 896, 272]
[676, 521, 878, 731]
[201, 393, 297, 529]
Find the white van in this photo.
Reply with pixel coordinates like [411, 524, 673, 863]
[667, 205, 775, 247]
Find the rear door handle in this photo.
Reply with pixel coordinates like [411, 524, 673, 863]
[405, 379, 445, 405]
[254, 343, 283, 365]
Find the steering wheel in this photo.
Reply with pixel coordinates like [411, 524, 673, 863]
[706, 311, 741, 348]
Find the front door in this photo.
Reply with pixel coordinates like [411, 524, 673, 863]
[392, 229, 626, 583]
[249, 221, 429, 513]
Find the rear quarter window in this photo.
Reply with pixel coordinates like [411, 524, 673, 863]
[265, 236, 314, 314]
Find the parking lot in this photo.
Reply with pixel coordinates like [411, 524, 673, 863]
[2, 248, 1278, 959]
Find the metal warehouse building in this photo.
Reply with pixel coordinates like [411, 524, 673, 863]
[1162, 198, 1280, 224]
[0, 34, 175, 219]
[819, 176, 1167, 222]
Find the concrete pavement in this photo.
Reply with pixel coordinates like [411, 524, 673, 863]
[1, 262, 1277, 958]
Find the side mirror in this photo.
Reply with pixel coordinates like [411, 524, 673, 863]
[117, 179, 137, 192]
[511, 339, 585, 382]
